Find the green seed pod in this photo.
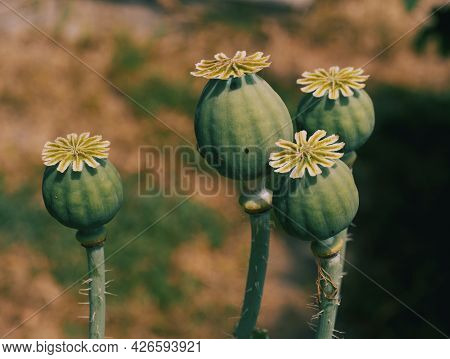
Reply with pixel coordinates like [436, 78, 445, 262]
[295, 66, 375, 151]
[42, 133, 123, 232]
[42, 133, 118, 339]
[269, 130, 359, 240]
[192, 51, 293, 180]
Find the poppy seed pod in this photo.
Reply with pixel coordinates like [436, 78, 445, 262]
[270, 130, 359, 240]
[192, 51, 293, 180]
[295, 67, 375, 151]
[41, 132, 122, 339]
[42, 133, 123, 233]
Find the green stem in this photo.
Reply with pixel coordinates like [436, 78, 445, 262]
[86, 244, 106, 339]
[315, 229, 347, 339]
[234, 210, 271, 339]
[314, 150, 357, 338]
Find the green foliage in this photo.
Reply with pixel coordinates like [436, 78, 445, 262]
[403, 0, 419, 11]
[414, 6, 450, 57]
[127, 76, 197, 116]
[109, 34, 197, 114]
[200, 0, 292, 31]
[110, 34, 147, 74]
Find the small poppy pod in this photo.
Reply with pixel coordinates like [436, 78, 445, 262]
[41, 133, 123, 231]
[269, 130, 359, 241]
[295, 66, 375, 152]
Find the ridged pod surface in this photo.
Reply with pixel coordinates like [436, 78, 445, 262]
[42, 160, 123, 230]
[273, 160, 358, 240]
[295, 89, 374, 151]
[195, 74, 293, 180]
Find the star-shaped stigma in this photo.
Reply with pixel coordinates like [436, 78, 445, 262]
[297, 66, 369, 100]
[269, 130, 344, 178]
[42, 132, 110, 173]
[190, 51, 271, 80]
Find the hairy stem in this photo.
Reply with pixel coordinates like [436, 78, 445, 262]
[234, 210, 271, 339]
[315, 229, 347, 339]
[86, 244, 106, 339]
[315, 150, 356, 338]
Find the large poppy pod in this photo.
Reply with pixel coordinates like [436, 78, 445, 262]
[192, 51, 293, 180]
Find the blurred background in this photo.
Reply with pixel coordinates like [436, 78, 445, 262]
[0, 0, 449, 339]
